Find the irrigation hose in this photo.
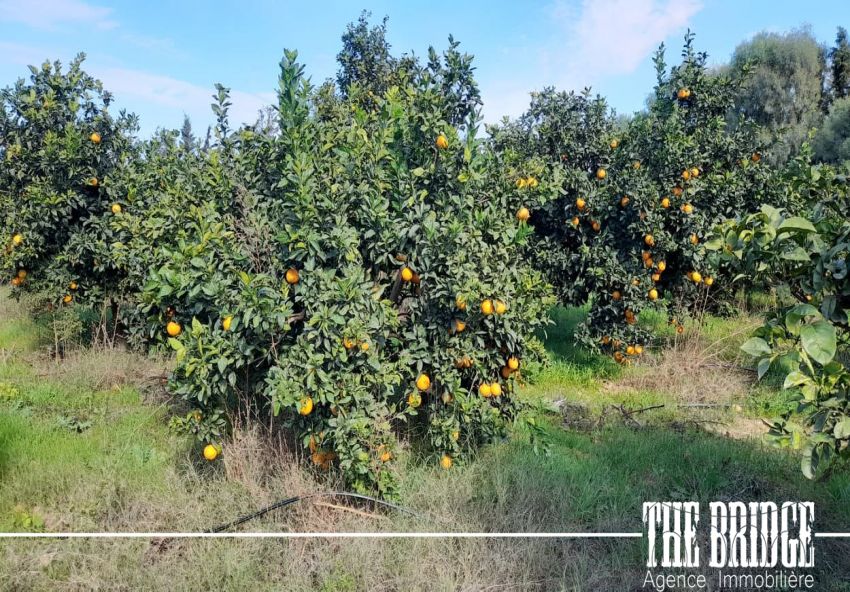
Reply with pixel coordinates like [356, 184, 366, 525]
[207, 491, 423, 533]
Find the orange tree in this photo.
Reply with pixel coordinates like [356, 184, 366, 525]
[0, 55, 137, 314]
[491, 34, 777, 360]
[42, 39, 557, 495]
[715, 157, 850, 477]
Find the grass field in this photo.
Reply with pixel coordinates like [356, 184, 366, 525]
[2, 288, 850, 591]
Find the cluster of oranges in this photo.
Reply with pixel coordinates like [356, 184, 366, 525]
[515, 175, 539, 189]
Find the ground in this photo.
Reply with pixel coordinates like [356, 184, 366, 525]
[1, 288, 850, 591]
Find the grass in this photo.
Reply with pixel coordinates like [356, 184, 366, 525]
[2, 290, 850, 590]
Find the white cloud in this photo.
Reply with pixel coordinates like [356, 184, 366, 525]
[91, 66, 275, 130]
[481, 0, 703, 123]
[0, 0, 118, 30]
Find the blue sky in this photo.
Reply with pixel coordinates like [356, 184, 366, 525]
[0, 0, 845, 137]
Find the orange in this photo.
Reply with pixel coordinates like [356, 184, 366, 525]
[478, 383, 492, 397]
[626, 345, 635, 356]
[69, 281, 78, 291]
[451, 430, 460, 442]
[682, 203, 694, 215]
[490, 382, 502, 397]
[89, 177, 99, 187]
[657, 261, 666, 272]
[12, 234, 23, 246]
[436, 134, 449, 150]
[299, 396, 314, 415]
[614, 351, 625, 363]
[440, 454, 453, 469]
[620, 196, 630, 207]
[610, 139, 619, 149]
[648, 288, 659, 301]
[682, 169, 691, 181]
[166, 321, 182, 337]
[342, 336, 355, 350]
[285, 267, 300, 284]
[501, 366, 512, 379]
[633, 161, 641, 169]
[635, 345, 644, 355]
[516, 178, 527, 189]
[516, 206, 530, 222]
[111, 203, 122, 215]
[203, 444, 219, 461]
[677, 325, 684, 334]
[591, 221, 601, 232]
[652, 273, 661, 282]
[612, 290, 621, 301]
[751, 152, 761, 162]
[689, 234, 699, 245]
[10, 277, 22, 287]
[690, 167, 699, 177]
[596, 168, 607, 180]
[16, 269, 26, 279]
[360, 341, 370, 352]
[601, 336, 611, 345]
[416, 373, 431, 391]
[660, 197, 670, 209]
[379, 447, 392, 463]
[494, 300, 507, 315]
[527, 177, 539, 189]
[222, 316, 233, 331]
[407, 392, 422, 408]
[455, 295, 467, 311]
[480, 299, 494, 315]
[571, 216, 580, 227]
[507, 357, 519, 371]
[704, 277, 714, 286]
[90, 132, 102, 144]
[644, 258, 654, 268]
[672, 186, 683, 197]
[644, 234, 654, 246]
[576, 197, 586, 210]
[453, 319, 466, 333]
[691, 271, 702, 283]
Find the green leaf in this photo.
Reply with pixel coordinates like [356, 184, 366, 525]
[783, 370, 811, 389]
[800, 320, 837, 365]
[834, 419, 850, 439]
[740, 337, 771, 358]
[777, 217, 816, 233]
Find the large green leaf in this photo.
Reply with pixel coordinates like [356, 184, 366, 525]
[740, 337, 771, 358]
[778, 217, 816, 234]
[800, 320, 837, 365]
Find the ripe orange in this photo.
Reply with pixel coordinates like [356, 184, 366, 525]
[571, 216, 580, 227]
[299, 396, 314, 415]
[626, 345, 635, 356]
[203, 444, 219, 461]
[166, 321, 182, 337]
[620, 196, 630, 207]
[285, 267, 300, 284]
[682, 169, 691, 181]
[633, 161, 641, 169]
[751, 152, 761, 162]
[644, 234, 654, 246]
[516, 206, 530, 222]
[342, 336, 355, 350]
[652, 273, 661, 282]
[690, 167, 699, 178]
[657, 261, 666, 272]
[494, 299, 507, 315]
[453, 319, 466, 333]
[516, 178, 527, 189]
[89, 177, 99, 187]
[16, 269, 26, 279]
[612, 290, 622, 301]
[455, 295, 467, 311]
[677, 325, 684, 334]
[691, 271, 702, 283]
[490, 382, 502, 397]
[69, 281, 78, 290]
[12, 233, 23, 245]
[635, 345, 644, 355]
[591, 221, 601, 232]
[416, 373, 431, 391]
[90, 132, 102, 144]
[689, 234, 699, 245]
[527, 177, 539, 188]
[672, 186, 683, 197]
[10, 277, 22, 287]
[648, 288, 659, 301]
[682, 203, 694, 215]
[614, 351, 625, 363]
[644, 258, 654, 268]
[478, 383, 492, 397]
[610, 139, 619, 149]
[407, 392, 422, 408]
[507, 357, 519, 371]
[222, 316, 233, 331]
[660, 197, 670, 209]
[440, 454, 453, 469]
[601, 336, 611, 345]
[481, 299, 494, 315]
[360, 341, 370, 352]
[576, 197, 586, 210]
[436, 134, 449, 150]
[111, 203, 122, 215]
[704, 277, 714, 286]
[596, 168, 607, 180]
[400, 267, 413, 282]
[62, 294, 73, 304]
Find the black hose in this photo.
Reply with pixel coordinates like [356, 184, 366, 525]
[207, 491, 422, 533]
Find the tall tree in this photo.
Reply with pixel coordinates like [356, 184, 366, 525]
[180, 114, 195, 152]
[831, 27, 850, 100]
[336, 11, 398, 100]
[813, 97, 850, 163]
[728, 28, 826, 164]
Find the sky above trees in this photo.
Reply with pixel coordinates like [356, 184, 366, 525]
[0, 0, 847, 136]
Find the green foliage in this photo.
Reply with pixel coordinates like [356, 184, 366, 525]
[814, 97, 850, 164]
[720, 170, 850, 478]
[830, 26, 850, 101]
[728, 27, 827, 164]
